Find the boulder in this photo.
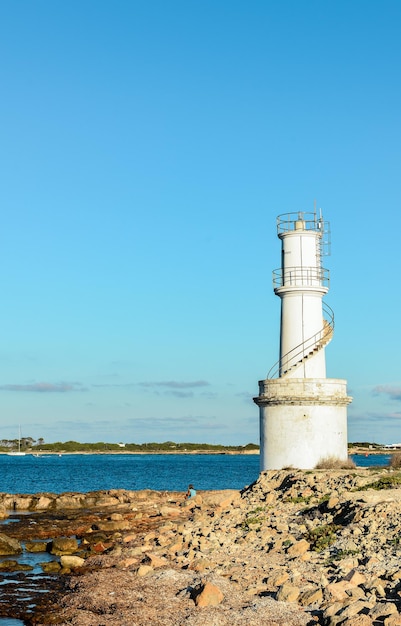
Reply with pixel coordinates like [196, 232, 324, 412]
[50, 537, 79, 555]
[276, 583, 300, 602]
[286, 538, 310, 558]
[25, 541, 48, 553]
[0, 533, 22, 555]
[137, 564, 153, 577]
[60, 555, 85, 569]
[194, 581, 224, 607]
[40, 561, 61, 573]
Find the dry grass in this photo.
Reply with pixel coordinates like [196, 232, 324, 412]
[315, 456, 356, 470]
[389, 453, 401, 469]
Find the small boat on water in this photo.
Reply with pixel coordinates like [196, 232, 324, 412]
[7, 426, 26, 456]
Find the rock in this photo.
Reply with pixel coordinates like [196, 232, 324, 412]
[40, 561, 61, 573]
[50, 537, 79, 555]
[341, 616, 374, 626]
[0, 559, 32, 572]
[326, 580, 355, 601]
[25, 541, 48, 552]
[0, 533, 22, 555]
[137, 564, 154, 577]
[60, 555, 85, 569]
[35, 496, 54, 509]
[327, 495, 340, 509]
[286, 538, 310, 558]
[338, 600, 373, 619]
[159, 506, 182, 517]
[144, 553, 167, 568]
[276, 582, 300, 602]
[370, 601, 398, 619]
[344, 568, 367, 585]
[298, 587, 323, 605]
[194, 581, 224, 606]
[384, 616, 401, 626]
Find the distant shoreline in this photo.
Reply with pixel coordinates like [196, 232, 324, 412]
[0, 449, 260, 456]
[1, 447, 396, 457]
[349, 447, 397, 455]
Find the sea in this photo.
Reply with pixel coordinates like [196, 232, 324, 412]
[0, 452, 392, 495]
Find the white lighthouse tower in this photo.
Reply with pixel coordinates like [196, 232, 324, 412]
[254, 210, 352, 470]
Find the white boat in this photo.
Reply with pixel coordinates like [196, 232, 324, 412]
[8, 426, 26, 456]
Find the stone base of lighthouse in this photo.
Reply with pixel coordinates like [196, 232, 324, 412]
[254, 378, 352, 470]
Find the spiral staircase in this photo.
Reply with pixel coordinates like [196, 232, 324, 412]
[266, 302, 334, 380]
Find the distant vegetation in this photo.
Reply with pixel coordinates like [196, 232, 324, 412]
[0, 438, 259, 453]
[348, 442, 383, 449]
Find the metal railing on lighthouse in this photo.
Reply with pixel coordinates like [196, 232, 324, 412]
[266, 302, 335, 380]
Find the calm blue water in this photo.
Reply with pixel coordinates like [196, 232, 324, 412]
[0, 453, 390, 495]
[351, 453, 392, 467]
[0, 453, 260, 494]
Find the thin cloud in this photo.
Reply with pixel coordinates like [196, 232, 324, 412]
[236, 391, 255, 403]
[349, 410, 401, 423]
[92, 383, 135, 388]
[138, 380, 209, 389]
[372, 385, 401, 401]
[0, 382, 86, 393]
[128, 415, 223, 430]
[93, 381, 210, 391]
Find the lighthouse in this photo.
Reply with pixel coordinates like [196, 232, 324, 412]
[254, 210, 352, 470]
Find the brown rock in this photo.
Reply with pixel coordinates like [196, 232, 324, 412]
[299, 587, 323, 606]
[0, 533, 22, 556]
[266, 570, 290, 587]
[0, 559, 19, 571]
[40, 561, 61, 573]
[339, 600, 372, 619]
[286, 538, 310, 558]
[25, 541, 48, 552]
[50, 537, 79, 555]
[344, 568, 367, 585]
[341, 616, 374, 626]
[276, 582, 300, 602]
[194, 581, 224, 607]
[137, 564, 153, 577]
[160, 505, 182, 517]
[326, 579, 355, 601]
[385, 616, 401, 626]
[370, 601, 398, 619]
[144, 553, 168, 568]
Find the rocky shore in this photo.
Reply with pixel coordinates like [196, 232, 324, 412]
[2, 468, 401, 625]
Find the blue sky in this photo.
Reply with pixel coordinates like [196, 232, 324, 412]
[0, 0, 400, 445]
